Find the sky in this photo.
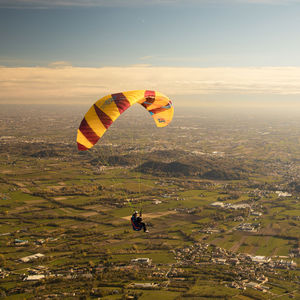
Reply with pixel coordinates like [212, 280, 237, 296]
[1, 0, 300, 107]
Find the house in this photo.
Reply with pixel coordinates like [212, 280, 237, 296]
[131, 258, 152, 266]
[245, 282, 260, 289]
[215, 258, 227, 265]
[275, 260, 297, 269]
[211, 202, 224, 208]
[230, 204, 250, 210]
[14, 239, 28, 246]
[275, 191, 292, 197]
[20, 253, 45, 263]
[251, 256, 271, 264]
[251, 211, 262, 216]
[237, 223, 258, 232]
[153, 200, 162, 205]
[24, 275, 45, 281]
[129, 282, 158, 289]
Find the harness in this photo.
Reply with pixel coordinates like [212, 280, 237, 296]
[131, 217, 142, 231]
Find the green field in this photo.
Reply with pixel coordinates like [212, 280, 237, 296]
[1, 106, 300, 299]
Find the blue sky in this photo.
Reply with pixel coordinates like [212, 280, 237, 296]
[1, 0, 300, 67]
[1, 0, 300, 105]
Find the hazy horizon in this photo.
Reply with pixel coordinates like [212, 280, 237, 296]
[1, 1, 300, 108]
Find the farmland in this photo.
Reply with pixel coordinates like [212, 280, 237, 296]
[0, 104, 299, 299]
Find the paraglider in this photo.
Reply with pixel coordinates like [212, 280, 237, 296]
[131, 211, 148, 233]
[76, 90, 174, 233]
[77, 90, 174, 151]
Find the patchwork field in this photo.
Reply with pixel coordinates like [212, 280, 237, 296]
[0, 105, 299, 299]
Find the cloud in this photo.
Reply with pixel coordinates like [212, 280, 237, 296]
[1, 0, 299, 8]
[48, 61, 72, 68]
[1, 65, 300, 104]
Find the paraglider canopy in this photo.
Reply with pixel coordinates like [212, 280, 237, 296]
[77, 90, 174, 151]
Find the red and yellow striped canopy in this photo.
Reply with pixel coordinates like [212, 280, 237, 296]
[77, 90, 174, 151]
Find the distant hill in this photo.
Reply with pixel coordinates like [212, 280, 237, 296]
[90, 155, 138, 166]
[30, 150, 60, 158]
[87, 148, 248, 180]
[137, 161, 198, 177]
[137, 160, 246, 180]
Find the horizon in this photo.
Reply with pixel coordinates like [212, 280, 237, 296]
[1, 0, 300, 107]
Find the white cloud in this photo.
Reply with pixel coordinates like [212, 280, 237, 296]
[1, 65, 300, 104]
[48, 61, 72, 68]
